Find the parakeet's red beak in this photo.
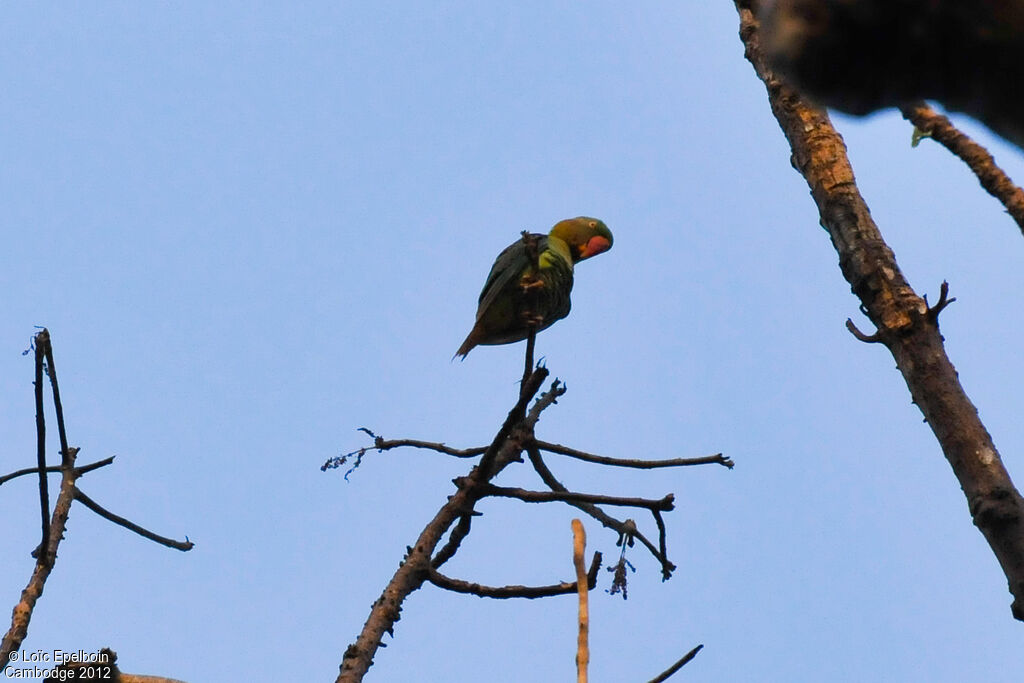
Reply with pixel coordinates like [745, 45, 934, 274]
[578, 235, 612, 260]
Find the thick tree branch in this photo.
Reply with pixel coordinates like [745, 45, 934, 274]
[425, 551, 601, 599]
[901, 102, 1024, 236]
[337, 369, 555, 682]
[756, 0, 1024, 149]
[536, 440, 733, 469]
[1, 439, 79, 662]
[736, 3, 1024, 620]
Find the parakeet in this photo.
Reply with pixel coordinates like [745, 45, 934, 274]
[455, 216, 613, 359]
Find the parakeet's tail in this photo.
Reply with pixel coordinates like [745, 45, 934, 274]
[453, 328, 480, 361]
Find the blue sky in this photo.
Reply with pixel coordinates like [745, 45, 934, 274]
[2, 3, 1023, 681]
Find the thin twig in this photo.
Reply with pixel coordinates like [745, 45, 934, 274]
[0, 456, 115, 487]
[367, 438, 484, 458]
[901, 102, 1024, 236]
[653, 510, 670, 572]
[647, 644, 705, 683]
[483, 485, 674, 512]
[536, 440, 733, 469]
[431, 513, 475, 569]
[426, 552, 601, 599]
[42, 333, 73, 468]
[526, 445, 675, 579]
[74, 489, 194, 551]
[321, 436, 486, 472]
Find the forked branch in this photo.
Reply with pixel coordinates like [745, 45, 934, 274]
[2, 330, 193, 664]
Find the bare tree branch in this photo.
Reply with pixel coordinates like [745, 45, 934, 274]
[430, 512, 475, 570]
[0, 456, 115, 487]
[42, 331, 73, 469]
[901, 102, 1024, 236]
[74, 489, 194, 551]
[321, 433, 485, 473]
[425, 552, 601, 599]
[1, 432, 79, 662]
[360, 437, 484, 458]
[735, 2, 1024, 620]
[33, 331, 49, 556]
[482, 485, 674, 512]
[526, 445, 676, 580]
[337, 368, 554, 682]
[647, 644, 705, 683]
[536, 440, 733, 469]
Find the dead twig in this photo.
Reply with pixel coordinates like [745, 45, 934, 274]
[74, 489, 193, 551]
[526, 445, 675, 580]
[0, 456, 115, 487]
[901, 102, 1024, 236]
[483, 485, 674, 512]
[647, 644, 705, 683]
[536, 440, 733, 469]
[425, 552, 601, 599]
[845, 319, 883, 344]
[321, 432, 486, 474]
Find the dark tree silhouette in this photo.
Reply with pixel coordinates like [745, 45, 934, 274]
[754, 0, 1024, 149]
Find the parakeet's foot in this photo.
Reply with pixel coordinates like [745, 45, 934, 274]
[522, 313, 545, 328]
[520, 277, 546, 291]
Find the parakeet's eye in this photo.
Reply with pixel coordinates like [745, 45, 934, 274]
[588, 221, 597, 228]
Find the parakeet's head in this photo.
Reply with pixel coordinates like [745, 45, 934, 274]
[549, 217, 613, 263]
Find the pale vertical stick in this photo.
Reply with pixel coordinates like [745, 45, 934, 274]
[572, 518, 589, 683]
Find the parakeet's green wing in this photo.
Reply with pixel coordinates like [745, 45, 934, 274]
[474, 234, 547, 321]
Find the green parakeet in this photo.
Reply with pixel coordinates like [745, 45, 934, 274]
[455, 216, 613, 359]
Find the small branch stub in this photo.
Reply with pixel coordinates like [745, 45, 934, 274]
[845, 318, 883, 344]
[925, 281, 956, 323]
